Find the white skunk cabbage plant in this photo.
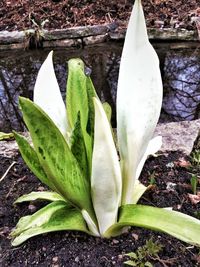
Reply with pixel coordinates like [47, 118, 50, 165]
[11, 0, 200, 246]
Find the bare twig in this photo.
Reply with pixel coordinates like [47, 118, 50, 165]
[0, 161, 16, 183]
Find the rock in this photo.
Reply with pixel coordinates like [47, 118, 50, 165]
[43, 38, 82, 48]
[154, 119, 200, 155]
[0, 120, 199, 157]
[0, 140, 19, 158]
[0, 31, 25, 44]
[43, 24, 115, 40]
[83, 34, 109, 45]
[0, 25, 198, 50]
[110, 28, 198, 41]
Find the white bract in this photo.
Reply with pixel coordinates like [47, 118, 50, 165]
[117, 0, 163, 204]
[34, 51, 69, 139]
[11, 0, 200, 247]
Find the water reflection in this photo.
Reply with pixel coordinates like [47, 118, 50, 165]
[163, 48, 200, 121]
[0, 42, 199, 132]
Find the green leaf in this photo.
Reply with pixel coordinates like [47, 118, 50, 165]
[19, 97, 94, 218]
[105, 204, 200, 246]
[145, 262, 153, 267]
[125, 252, 137, 259]
[190, 174, 198, 195]
[67, 59, 89, 131]
[14, 191, 66, 204]
[85, 75, 98, 140]
[66, 59, 97, 174]
[91, 98, 122, 235]
[14, 132, 56, 190]
[11, 201, 89, 246]
[0, 132, 14, 141]
[70, 112, 89, 180]
[124, 260, 137, 266]
[117, 0, 163, 204]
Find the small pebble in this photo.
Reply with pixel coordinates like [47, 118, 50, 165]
[38, 186, 45, 191]
[118, 254, 123, 260]
[52, 256, 58, 263]
[112, 239, 119, 244]
[75, 256, 79, 262]
[28, 204, 37, 213]
[166, 182, 177, 191]
[132, 233, 139, 240]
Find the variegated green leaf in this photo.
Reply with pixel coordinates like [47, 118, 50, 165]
[14, 132, 56, 190]
[70, 112, 89, 179]
[117, 0, 163, 204]
[33, 51, 69, 139]
[14, 191, 66, 204]
[105, 205, 200, 246]
[66, 59, 95, 174]
[11, 201, 89, 246]
[91, 98, 122, 235]
[19, 97, 94, 218]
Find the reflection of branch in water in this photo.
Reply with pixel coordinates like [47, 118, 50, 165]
[0, 97, 12, 131]
[174, 78, 199, 86]
[90, 52, 118, 127]
[163, 49, 200, 120]
[0, 69, 24, 131]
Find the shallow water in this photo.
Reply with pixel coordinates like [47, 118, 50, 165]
[0, 42, 199, 132]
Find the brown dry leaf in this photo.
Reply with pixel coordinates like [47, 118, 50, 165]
[174, 158, 191, 168]
[188, 192, 200, 205]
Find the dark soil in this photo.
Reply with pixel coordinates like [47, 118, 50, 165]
[0, 151, 200, 267]
[0, 0, 199, 31]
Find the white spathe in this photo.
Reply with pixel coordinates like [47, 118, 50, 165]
[91, 98, 122, 236]
[117, 0, 163, 204]
[33, 51, 68, 139]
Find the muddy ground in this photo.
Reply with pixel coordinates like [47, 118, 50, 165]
[0, 151, 200, 267]
[0, 0, 199, 31]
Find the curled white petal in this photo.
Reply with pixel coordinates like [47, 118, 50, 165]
[91, 98, 122, 236]
[34, 51, 68, 138]
[136, 136, 162, 180]
[81, 210, 100, 236]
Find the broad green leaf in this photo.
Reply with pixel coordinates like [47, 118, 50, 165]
[70, 112, 89, 179]
[14, 132, 56, 190]
[33, 51, 69, 139]
[0, 132, 14, 141]
[91, 98, 122, 235]
[105, 205, 200, 246]
[67, 59, 89, 130]
[117, 0, 163, 204]
[19, 97, 94, 218]
[14, 191, 66, 204]
[11, 201, 89, 246]
[66, 59, 94, 173]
